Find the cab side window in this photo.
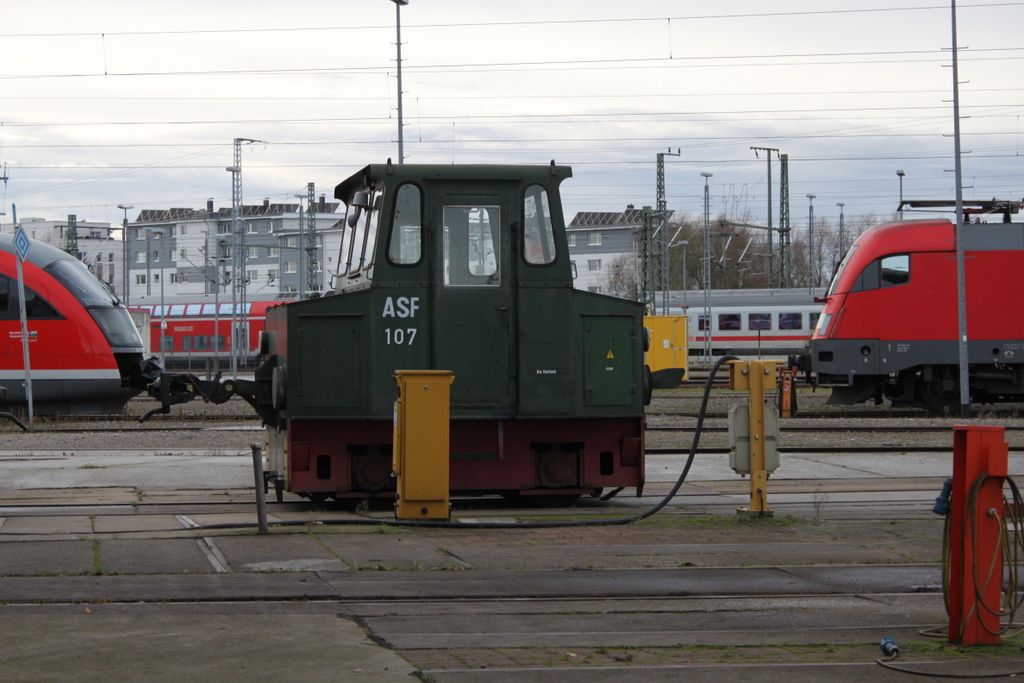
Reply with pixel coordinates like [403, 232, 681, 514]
[523, 184, 557, 265]
[851, 254, 910, 292]
[388, 183, 422, 266]
[0, 275, 9, 318]
[880, 254, 910, 287]
[25, 289, 60, 318]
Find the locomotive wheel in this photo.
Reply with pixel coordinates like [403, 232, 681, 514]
[917, 380, 959, 413]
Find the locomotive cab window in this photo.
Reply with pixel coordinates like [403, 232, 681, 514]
[24, 289, 60, 319]
[851, 253, 910, 292]
[443, 205, 500, 286]
[0, 275, 9, 317]
[523, 184, 556, 265]
[387, 183, 422, 266]
[880, 254, 910, 287]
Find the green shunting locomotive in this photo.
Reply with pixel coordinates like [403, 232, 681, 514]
[149, 162, 651, 505]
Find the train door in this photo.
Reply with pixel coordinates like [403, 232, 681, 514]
[430, 193, 513, 410]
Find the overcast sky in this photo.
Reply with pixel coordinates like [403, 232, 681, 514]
[1, 1, 1021, 233]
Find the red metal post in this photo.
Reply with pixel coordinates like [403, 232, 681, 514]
[948, 425, 1009, 645]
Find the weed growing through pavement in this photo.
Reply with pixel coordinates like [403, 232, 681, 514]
[812, 485, 830, 523]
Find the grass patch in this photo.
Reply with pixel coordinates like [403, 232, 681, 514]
[91, 541, 104, 576]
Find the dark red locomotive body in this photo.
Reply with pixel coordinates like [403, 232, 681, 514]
[808, 219, 1024, 410]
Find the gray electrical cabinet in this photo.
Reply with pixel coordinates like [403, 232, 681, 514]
[728, 404, 781, 475]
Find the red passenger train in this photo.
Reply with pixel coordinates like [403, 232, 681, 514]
[0, 234, 157, 415]
[806, 218, 1024, 410]
[128, 297, 286, 369]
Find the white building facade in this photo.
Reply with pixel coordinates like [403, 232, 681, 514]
[125, 198, 342, 307]
[15, 217, 123, 297]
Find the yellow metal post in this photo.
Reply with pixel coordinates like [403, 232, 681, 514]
[728, 360, 783, 517]
[393, 370, 454, 521]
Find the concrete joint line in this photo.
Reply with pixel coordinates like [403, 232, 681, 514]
[198, 537, 232, 573]
[0, 517, 5, 532]
[175, 515, 199, 528]
[174, 515, 231, 573]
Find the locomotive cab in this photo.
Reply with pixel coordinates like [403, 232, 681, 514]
[256, 162, 648, 503]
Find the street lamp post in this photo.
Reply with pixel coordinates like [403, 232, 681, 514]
[117, 204, 133, 305]
[806, 194, 816, 292]
[836, 202, 846, 262]
[671, 240, 689, 309]
[294, 193, 308, 300]
[391, 0, 409, 164]
[145, 228, 166, 368]
[897, 170, 905, 220]
[701, 172, 713, 363]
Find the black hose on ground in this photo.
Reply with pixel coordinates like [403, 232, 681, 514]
[195, 355, 741, 532]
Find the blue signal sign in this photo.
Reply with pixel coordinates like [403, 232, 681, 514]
[14, 226, 30, 261]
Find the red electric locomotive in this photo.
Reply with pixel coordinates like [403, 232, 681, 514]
[807, 218, 1024, 410]
[0, 234, 158, 415]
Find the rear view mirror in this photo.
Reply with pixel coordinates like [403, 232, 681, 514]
[346, 191, 371, 228]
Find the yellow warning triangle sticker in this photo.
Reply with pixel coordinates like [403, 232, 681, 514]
[606, 350, 615, 359]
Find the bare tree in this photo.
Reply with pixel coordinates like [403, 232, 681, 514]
[600, 252, 639, 300]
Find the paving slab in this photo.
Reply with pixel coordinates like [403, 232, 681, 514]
[0, 487, 138, 505]
[0, 514, 93, 536]
[446, 542, 888, 569]
[0, 603, 415, 683]
[318, 564, 943, 601]
[213, 532, 347, 572]
[421, 661, 1024, 683]
[0, 540, 95, 576]
[92, 513, 184, 533]
[317, 530, 468, 570]
[98, 538, 217, 574]
[0, 572, 338, 603]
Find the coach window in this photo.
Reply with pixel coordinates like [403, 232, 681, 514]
[718, 314, 741, 331]
[779, 313, 803, 330]
[880, 254, 910, 287]
[748, 313, 771, 330]
[698, 315, 709, 331]
[388, 183, 422, 265]
[523, 184, 556, 265]
[194, 336, 208, 352]
[182, 337, 192, 352]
